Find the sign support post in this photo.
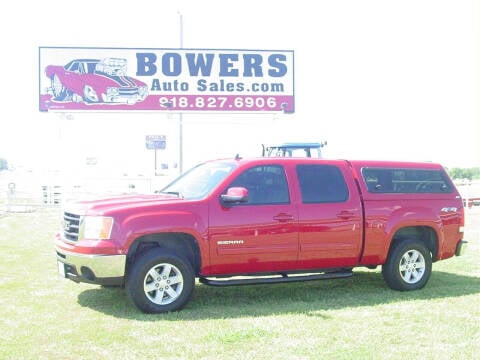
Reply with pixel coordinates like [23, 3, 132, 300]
[178, 11, 184, 174]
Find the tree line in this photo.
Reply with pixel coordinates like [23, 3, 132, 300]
[447, 167, 480, 180]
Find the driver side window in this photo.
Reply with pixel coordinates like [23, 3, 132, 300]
[228, 165, 289, 205]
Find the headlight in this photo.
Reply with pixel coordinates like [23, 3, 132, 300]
[138, 86, 148, 98]
[80, 216, 114, 240]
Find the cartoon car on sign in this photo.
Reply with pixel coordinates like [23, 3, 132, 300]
[45, 58, 148, 105]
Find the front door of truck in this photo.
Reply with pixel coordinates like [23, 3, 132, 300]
[295, 163, 363, 268]
[208, 164, 298, 275]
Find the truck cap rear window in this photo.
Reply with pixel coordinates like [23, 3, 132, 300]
[361, 167, 453, 194]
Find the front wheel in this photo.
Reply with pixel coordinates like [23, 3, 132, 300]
[382, 239, 432, 291]
[126, 249, 195, 313]
[82, 85, 100, 103]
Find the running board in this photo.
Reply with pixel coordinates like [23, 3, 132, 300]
[199, 271, 353, 287]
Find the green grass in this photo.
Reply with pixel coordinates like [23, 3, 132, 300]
[1, 208, 479, 360]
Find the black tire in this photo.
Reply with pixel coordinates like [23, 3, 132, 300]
[126, 249, 195, 313]
[382, 239, 432, 291]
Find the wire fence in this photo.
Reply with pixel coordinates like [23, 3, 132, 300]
[0, 174, 169, 215]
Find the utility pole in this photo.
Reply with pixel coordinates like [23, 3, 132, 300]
[178, 11, 184, 174]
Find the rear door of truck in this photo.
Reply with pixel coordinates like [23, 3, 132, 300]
[294, 160, 364, 269]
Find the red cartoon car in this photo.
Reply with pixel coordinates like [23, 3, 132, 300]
[45, 58, 148, 105]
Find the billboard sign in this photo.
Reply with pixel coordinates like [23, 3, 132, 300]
[39, 47, 294, 113]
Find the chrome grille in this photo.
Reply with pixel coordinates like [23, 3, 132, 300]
[119, 88, 139, 95]
[64, 212, 80, 241]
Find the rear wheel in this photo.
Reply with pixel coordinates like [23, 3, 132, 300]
[51, 75, 70, 101]
[126, 249, 195, 313]
[382, 239, 432, 291]
[82, 85, 100, 103]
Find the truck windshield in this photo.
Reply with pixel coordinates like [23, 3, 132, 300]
[159, 161, 237, 200]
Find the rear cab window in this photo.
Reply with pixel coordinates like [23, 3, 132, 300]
[361, 167, 453, 194]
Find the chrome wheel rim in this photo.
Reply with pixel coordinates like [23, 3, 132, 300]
[143, 263, 184, 305]
[399, 249, 426, 284]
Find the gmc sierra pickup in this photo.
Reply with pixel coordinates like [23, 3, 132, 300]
[55, 157, 467, 313]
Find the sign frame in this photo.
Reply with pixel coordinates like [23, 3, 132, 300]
[39, 47, 295, 113]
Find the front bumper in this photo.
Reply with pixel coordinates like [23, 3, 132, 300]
[102, 92, 146, 104]
[56, 247, 126, 286]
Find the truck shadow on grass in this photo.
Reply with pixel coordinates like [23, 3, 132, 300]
[76, 270, 480, 320]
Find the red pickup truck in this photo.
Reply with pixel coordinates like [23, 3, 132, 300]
[55, 157, 467, 313]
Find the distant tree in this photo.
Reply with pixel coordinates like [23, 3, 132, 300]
[448, 167, 480, 180]
[0, 158, 7, 171]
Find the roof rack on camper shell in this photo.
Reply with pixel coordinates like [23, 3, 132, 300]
[262, 142, 327, 158]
